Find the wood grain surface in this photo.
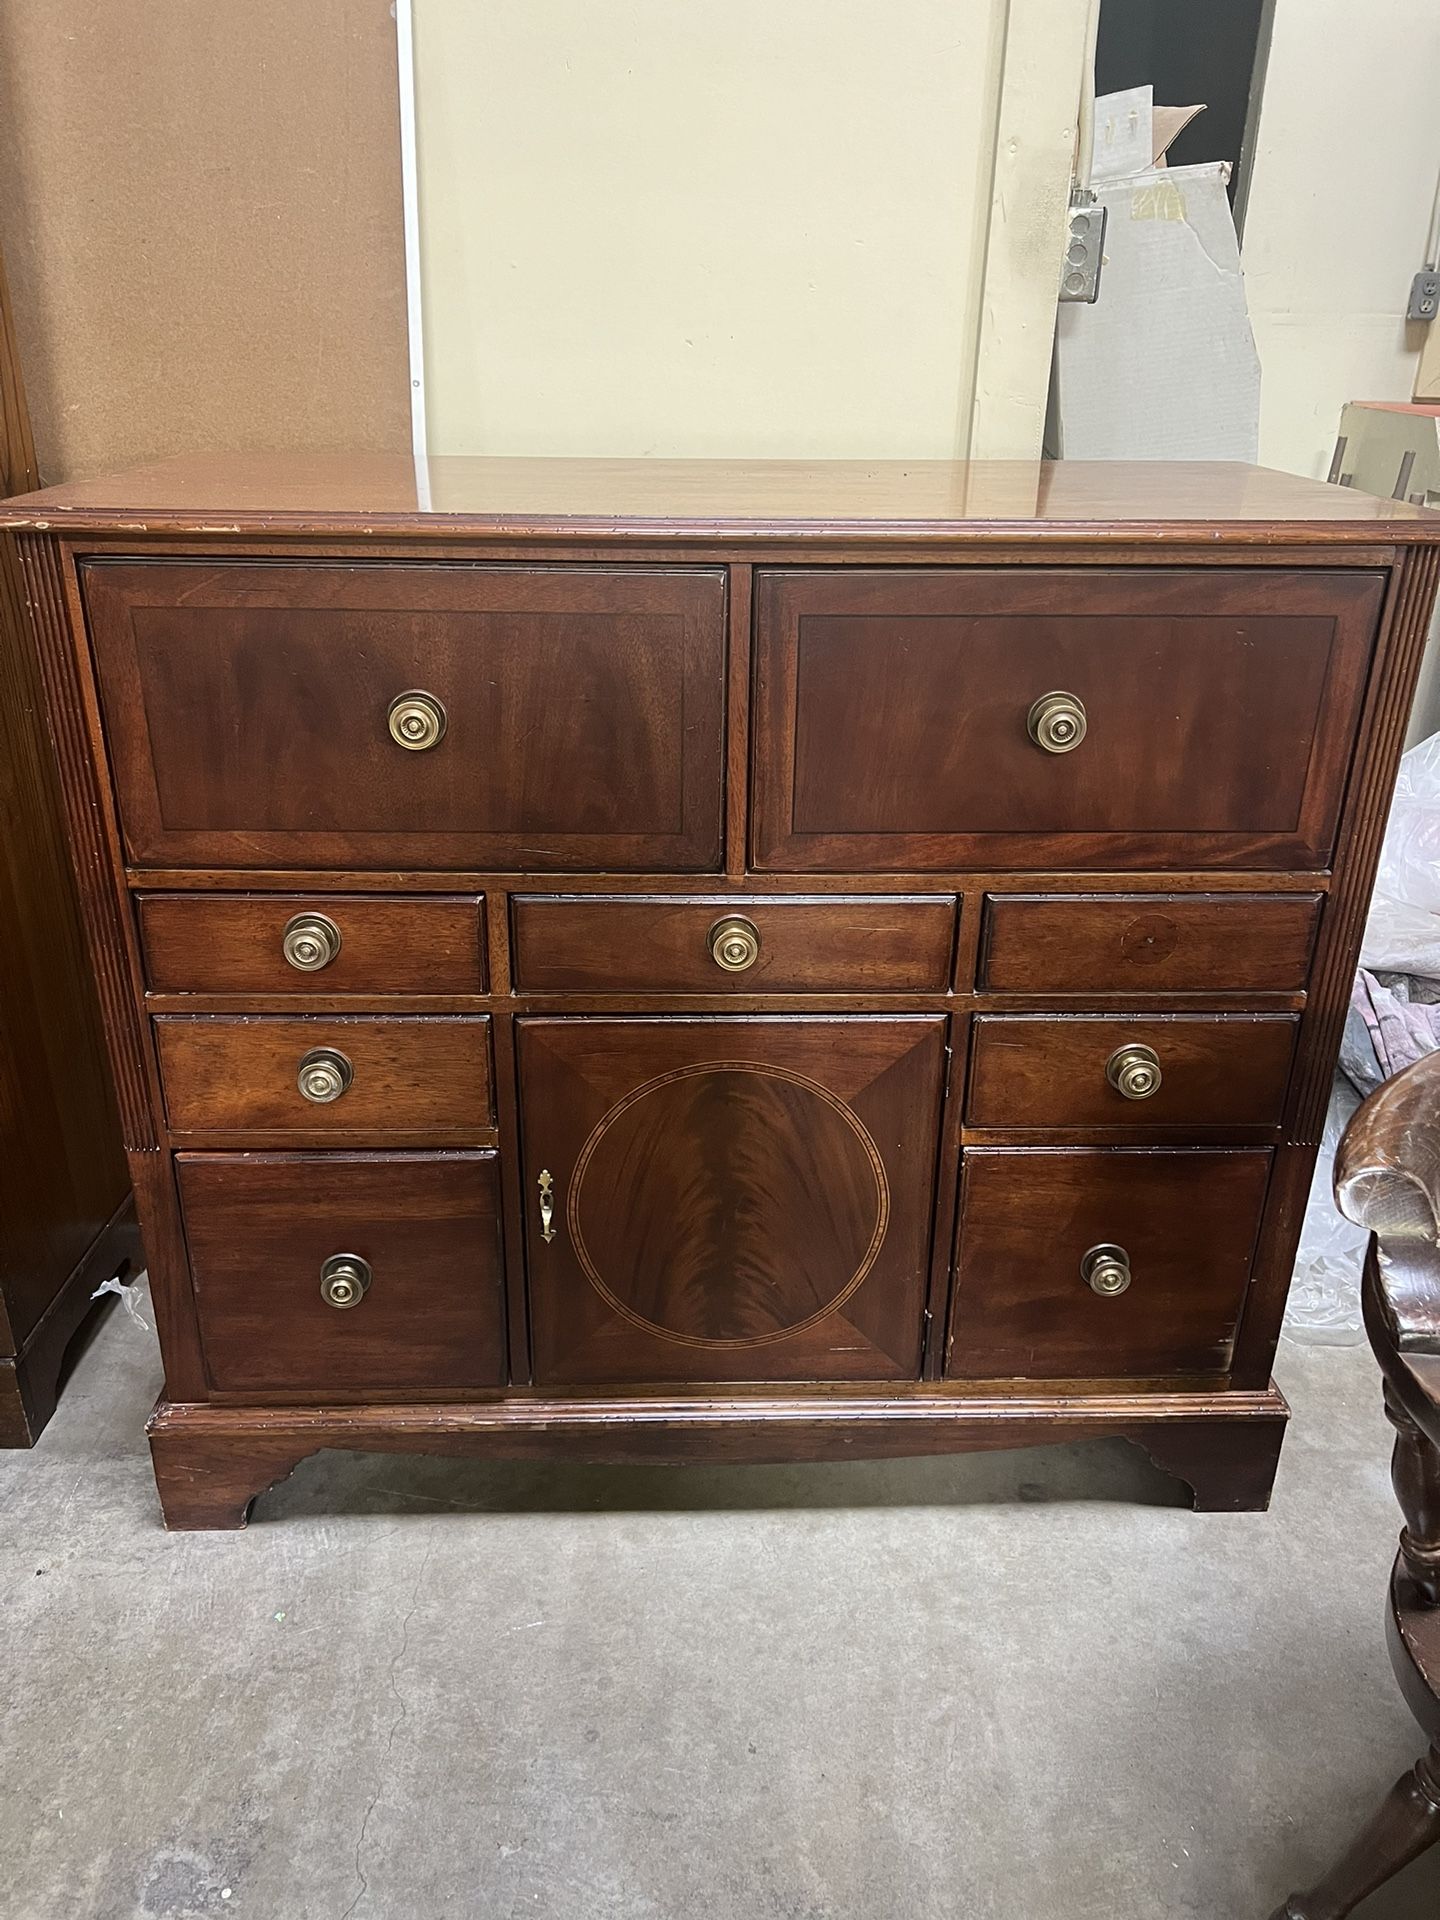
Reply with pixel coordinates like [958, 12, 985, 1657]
[83, 559, 727, 871]
[179, 1152, 506, 1396]
[155, 1015, 492, 1136]
[140, 893, 487, 995]
[519, 1016, 945, 1385]
[143, 1383, 1291, 1528]
[0, 233, 130, 1442]
[966, 1014, 1299, 1130]
[753, 568, 1383, 871]
[511, 894, 956, 993]
[2, 452, 1437, 537]
[976, 891, 1322, 993]
[8, 452, 1436, 1518]
[949, 1148, 1272, 1379]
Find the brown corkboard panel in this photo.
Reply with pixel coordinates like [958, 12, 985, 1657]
[0, 0, 409, 483]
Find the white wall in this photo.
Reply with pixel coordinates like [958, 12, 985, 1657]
[1242, 0, 1440, 479]
[411, 0, 1088, 461]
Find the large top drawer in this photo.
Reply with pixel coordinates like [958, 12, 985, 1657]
[752, 569, 1383, 871]
[82, 561, 726, 871]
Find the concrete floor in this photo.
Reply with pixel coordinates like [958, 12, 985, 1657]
[3, 1309, 1440, 1920]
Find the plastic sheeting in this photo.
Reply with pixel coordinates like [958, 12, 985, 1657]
[1288, 732, 1440, 1341]
[1362, 730, 1440, 976]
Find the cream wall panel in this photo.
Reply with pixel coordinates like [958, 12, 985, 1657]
[1243, 0, 1440, 479]
[414, 0, 1079, 460]
[968, 0, 1093, 461]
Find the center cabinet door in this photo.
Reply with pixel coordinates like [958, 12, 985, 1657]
[81, 561, 726, 871]
[517, 1018, 947, 1385]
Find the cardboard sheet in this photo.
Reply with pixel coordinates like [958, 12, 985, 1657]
[0, 0, 410, 482]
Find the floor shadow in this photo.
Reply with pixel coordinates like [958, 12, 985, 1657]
[255, 1431, 1191, 1522]
[49, 1288, 118, 1405]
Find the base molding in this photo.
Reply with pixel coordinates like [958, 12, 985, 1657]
[0, 1197, 142, 1447]
[147, 1381, 1290, 1529]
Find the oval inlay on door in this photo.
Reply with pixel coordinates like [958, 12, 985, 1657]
[568, 1062, 890, 1348]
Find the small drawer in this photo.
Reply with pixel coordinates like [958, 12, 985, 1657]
[178, 1151, 506, 1394]
[966, 1014, 1299, 1129]
[947, 1148, 1271, 1379]
[139, 894, 487, 994]
[511, 894, 956, 993]
[977, 893, 1321, 995]
[155, 1016, 492, 1135]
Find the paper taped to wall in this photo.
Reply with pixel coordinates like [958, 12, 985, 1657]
[1050, 90, 1261, 461]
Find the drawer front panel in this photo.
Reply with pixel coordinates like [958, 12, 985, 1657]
[511, 894, 957, 993]
[966, 1014, 1299, 1129]
[978, 892, 1322, 994]
[947, 1148, 1271, 1379]
[753, 569, 1382, 870]
[155, 1016, 492, 1134]
[518, 1016, 946, 1384]
[83, 561, 726, 871]
[140, 893, 487, 994]
[179, 1152, 506, 1394]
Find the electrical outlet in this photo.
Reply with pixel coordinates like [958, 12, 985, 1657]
[1059, 198, 1107, 304]
[1408, 269, 1440, 322]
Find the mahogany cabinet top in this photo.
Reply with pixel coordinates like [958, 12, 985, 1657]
[2, 453, 1437, 546]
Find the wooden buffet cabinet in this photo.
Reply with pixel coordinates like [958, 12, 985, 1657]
[4, 454, 1436, 1527]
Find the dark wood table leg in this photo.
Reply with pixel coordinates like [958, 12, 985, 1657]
[1388, 1382, 1440, 1607]
[1270, 1742, 1440, 1920]
[1272, 1380, 1440, 1917]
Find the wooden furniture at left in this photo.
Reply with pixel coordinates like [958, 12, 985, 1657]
[0, 240, 138, 1444]
[1272, 1050, 1440, 1918]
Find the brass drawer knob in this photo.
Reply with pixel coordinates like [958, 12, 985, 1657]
[1027, 690, 1088, 754]
[320, 1253, 371, 1309]
[297, 1046, 353, 1104]
[1105, 1042, 1162, 1101]
[709, 914, 761, 973]
[282, 911, 342, 972]
[1081, 1244, 1132, 1297]
[387, 688, 448, 751]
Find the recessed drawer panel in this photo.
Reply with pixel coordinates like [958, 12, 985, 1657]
[753, 568, 1382, 870]
[947, 1148, 1271, 1379]
[511, 895, 957, 993]
[83, 560, 725, 871]
[966, 1014, 1299, 1130]
[139, 894, 487, 994]
[179, 1151, 506, 1395]
[155, 1016, 492, 1134]
[978, 892, 1321, 994]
